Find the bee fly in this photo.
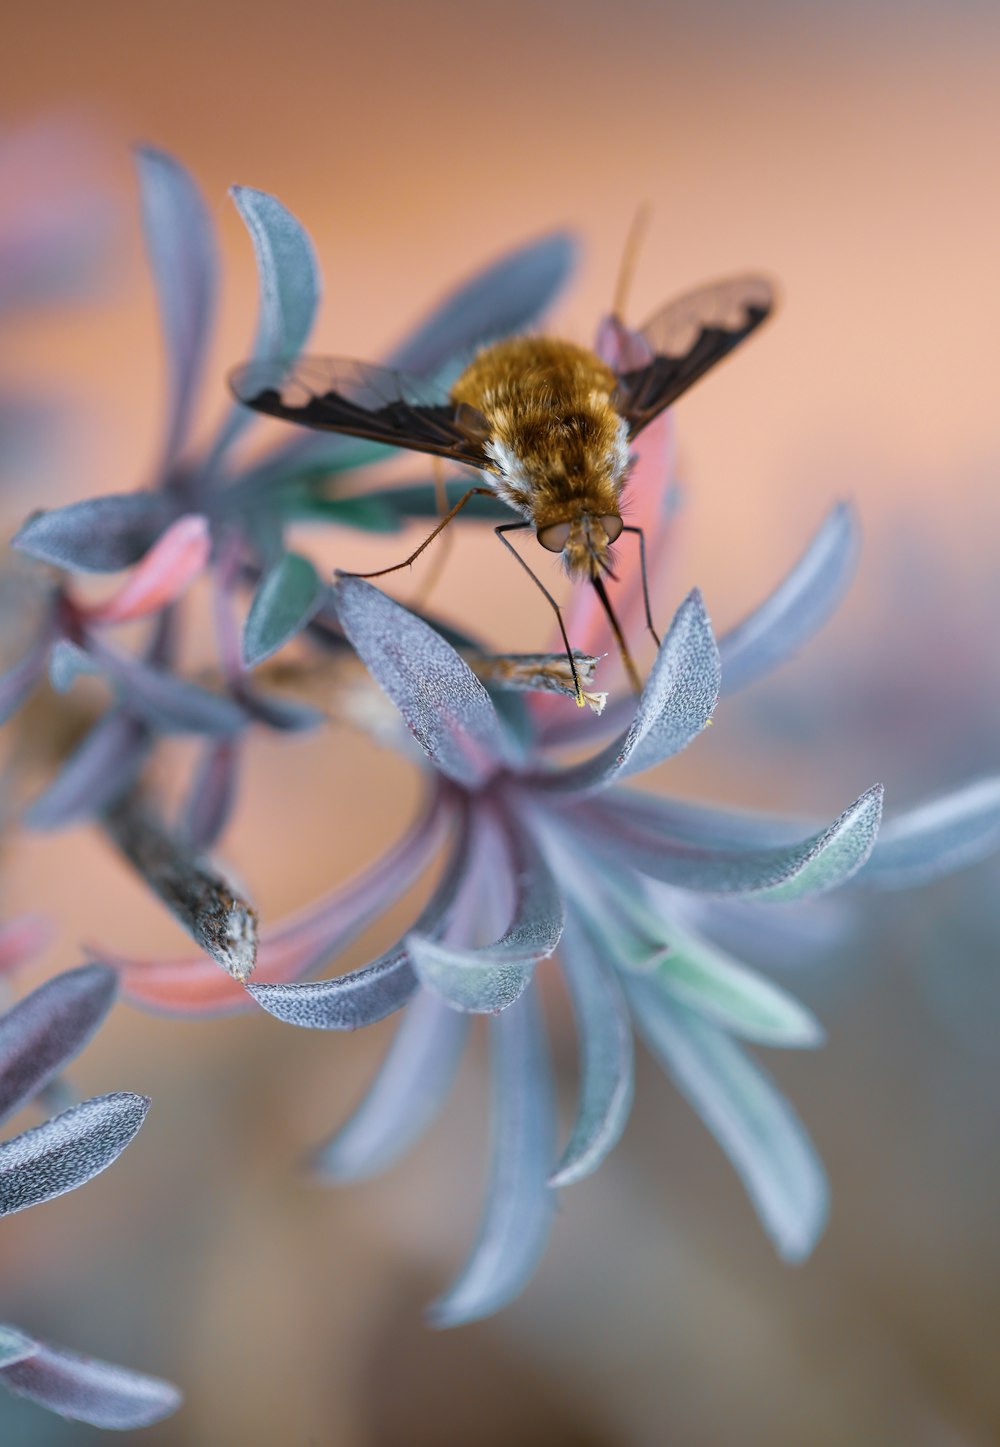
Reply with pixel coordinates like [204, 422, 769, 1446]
[230, 273, 774, 704]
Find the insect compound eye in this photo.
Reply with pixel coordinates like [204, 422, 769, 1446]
[536, 521, 573, 553]
[600, 514, 624, 543]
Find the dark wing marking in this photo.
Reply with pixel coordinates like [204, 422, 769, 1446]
[614, 276, 774, 438]
[229, 356, 494, 469]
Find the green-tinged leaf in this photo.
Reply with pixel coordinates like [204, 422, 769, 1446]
[652, 921, 823, 1047]
[625, 978, 827, 1261]
[242, 552, 324, 668]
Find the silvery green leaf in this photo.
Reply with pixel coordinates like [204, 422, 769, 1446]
[0, 965, 117, 1126]
[209, 185, 321, 461]
[427, 984, 556, 1327]
[719, 502, 859, 695]
[312, 989, 468, 1182]
[651, 921, 823, 1046]
[135, 146, 217, 466]
[408, 812, 563, 1014]
[0, 1329, 181, 1429]
[332, 577, 515, 787]
[857, 777, 1000, 889]
[386, 231, 577, 375]
[583, 784, 884, 899]
[0, 634, 49, 725]
[550, 921, 633, 1187]
[0, 1091, 150, 1215]
[24, 709, 152, 830]
[625, 978, 827, 1261]
[242, 552, 324, 668]
[12, 493, 174, 571]
[48, 639, 96, 694]
[533, 590, 719, 795]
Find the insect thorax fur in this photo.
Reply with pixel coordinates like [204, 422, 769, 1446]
[450, 337, 631, 577]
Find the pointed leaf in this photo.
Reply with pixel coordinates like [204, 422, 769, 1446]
[583, 785, 884, 899]
[334, 479, 510, 525]
[312, 989, 468, 1182]
[248, 806, 470, 1028]
[719, 503, 859, 695]
[232, 184, 320, 363]
[210, 185, 321, 461]
[533, 589, 719, 794]
[0, 1092, 150, 1215]
[427, 984, 556, 1327]
[652, 922, 823, 1046]
[0, 965, 117, 1125]
[332, 576, 513, 786]
[0, 1330, 181, 1428]
[387, 231, 576, 375]
[243, 552, 323, 668]
[550, 921, 633, 1187]
[625, 978, 827, 1261]
[24, 709, 153, 830]
[136, 146, 217, 466]
[408, 810, 563, 1014]
[13, 493, 174, 571]
[116, 793, 446, 1015]
[858, 777, 1000, 889]
[84, 513, 210, 624]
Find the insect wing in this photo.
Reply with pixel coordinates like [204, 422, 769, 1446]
[229, 356, 492, 468]
[614, 276, 774, 437]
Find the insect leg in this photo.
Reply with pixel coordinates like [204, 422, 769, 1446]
[621, 524, 661, 647]
[591, 572, 643, 695]
[411, 456, 454, 606]
[340, 486, 496, 581]
[494, 523, 585, 708]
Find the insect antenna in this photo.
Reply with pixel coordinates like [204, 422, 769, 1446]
[495, 523, 585, 707]
[613, 203, 653, 319]
[591, 572, 643, 695]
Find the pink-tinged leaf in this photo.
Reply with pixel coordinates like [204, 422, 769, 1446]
[0, 914, 51, 977]
[83, 513, 210, 625]
[0, 1328, 181, 1429]
[0, 1092, 149, 1215]
[0, 965, 117, 1126]
[114, 794, 447, 1015]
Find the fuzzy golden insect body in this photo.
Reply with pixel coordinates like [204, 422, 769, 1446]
[449, 336, 628, 579]
[231, 270, 774, 701]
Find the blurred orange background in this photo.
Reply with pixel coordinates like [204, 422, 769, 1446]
[2, 2, 1000, 1443]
